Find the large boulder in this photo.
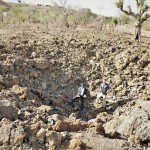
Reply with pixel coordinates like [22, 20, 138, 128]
[114, 51, 130, 70]
[10, 126, 25, 146]
[68, 121, 88, 132]
[138, 101, 150, 115]
[46, 131, 62, 148]
[0, 123, 13, 145]
[0, 75, 4, 84]
[4, 75, 20, 86]
[0, 90, 18, 121]
[36, 128, 46, 141]
[69, 139, 85, 150]
[52, 120, 69, 132]
[104, 101, 150, 142]
[37, 105, 52, 113]
[0, 99, 18, 121]
[29, 122, 41, 135]
[11, 85, 28, 101]
[50, 119, 90, 132]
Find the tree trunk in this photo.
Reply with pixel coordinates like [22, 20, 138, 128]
[135, 25, 141, 40]
[0, 13, 3, 22]
[62, 15, 69, 29]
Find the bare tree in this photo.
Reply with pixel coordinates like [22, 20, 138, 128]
[116, 0, 150, 40]
[44, 8, 58, 31]
[51, 0, 75, 29]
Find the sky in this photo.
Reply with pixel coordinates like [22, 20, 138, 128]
[3, 0, 150, 17]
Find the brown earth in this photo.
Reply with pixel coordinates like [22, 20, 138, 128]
[0, 23, 150, 150]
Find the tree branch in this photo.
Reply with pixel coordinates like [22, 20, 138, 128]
[68, 9, 75, 16]
[120, 7, 136, 18]
[51, 0, 59, 7]
[136, 0, 145, 7]
[141, 5, 149, 15]
[135, 0, 140, 7]
[116, 1, 136, 18]
[141, 13, 150, 23]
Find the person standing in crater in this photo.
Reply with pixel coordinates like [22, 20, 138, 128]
[70, 83, 87, 111]
[96, 79, 110, 110]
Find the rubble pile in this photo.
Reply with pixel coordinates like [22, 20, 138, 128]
[0, 27, 149, 149]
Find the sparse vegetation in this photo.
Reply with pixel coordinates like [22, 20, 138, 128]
[75, 8, 98, 27]
[0, 0, 149, 34]
[0, 1, 150, 150]
[119, 14, 131, 25]
[0, 5, 6, 22]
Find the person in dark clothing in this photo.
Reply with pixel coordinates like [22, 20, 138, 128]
[70, 83, 87, 110]
[96, 79, 109, 109]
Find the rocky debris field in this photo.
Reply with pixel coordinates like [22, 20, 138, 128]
[0, 24, 150, 149]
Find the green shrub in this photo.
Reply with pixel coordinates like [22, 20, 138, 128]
[9, 6, 28, 22]
[105, 17, 118, 25]
[119, 14, 131, 25]
[73, 8, 98, 26]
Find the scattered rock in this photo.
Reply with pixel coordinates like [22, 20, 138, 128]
[33, 57, 50, 70]
[104, 102, 150, 141]
[0, 75, 4, 84]
[0, 44, 5, 49]
[11, 85, 28, 101]
[114, 51, 130, 70]
[0, 24, 149, 149]
[0, 123, 13, 145]
[46, 131, 62, 147]
[36, 128, 46, 140]
[30, 122, 41, 135]
[69, 139, 86, 150]
[37, 105, 52, 113]
[52, 120, 69, 132]
[0, 91, 18, 120]
[10, 126, 25, 146]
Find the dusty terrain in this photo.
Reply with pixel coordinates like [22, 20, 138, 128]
[0, 23, 150, 150]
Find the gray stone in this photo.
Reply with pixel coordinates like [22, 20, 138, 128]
[0, 99, 18, 121]
[0, 123, 13, 145]
[104, 106, 150, 141]
[10, 126, 25, 146]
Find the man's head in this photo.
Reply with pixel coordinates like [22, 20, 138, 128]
[103, 79, 106, 83]
[108, 78, 112, 84]
[81, 83, 85, 87]
[102, 78, 111, 84]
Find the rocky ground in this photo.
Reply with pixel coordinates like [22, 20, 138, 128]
[0, 23, 150, 150]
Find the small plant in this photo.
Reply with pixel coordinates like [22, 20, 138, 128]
[119, 14, 131, 25]
[106, 17, 118, 26]
[0, 6, 7, 22]
[0, 1, 10, 24]
[31, 10, 44, 23]
[9, 6, 27, 23]
[77, 8, 97, 27]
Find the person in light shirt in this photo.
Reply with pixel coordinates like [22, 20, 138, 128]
[70, 83, 87, 110]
